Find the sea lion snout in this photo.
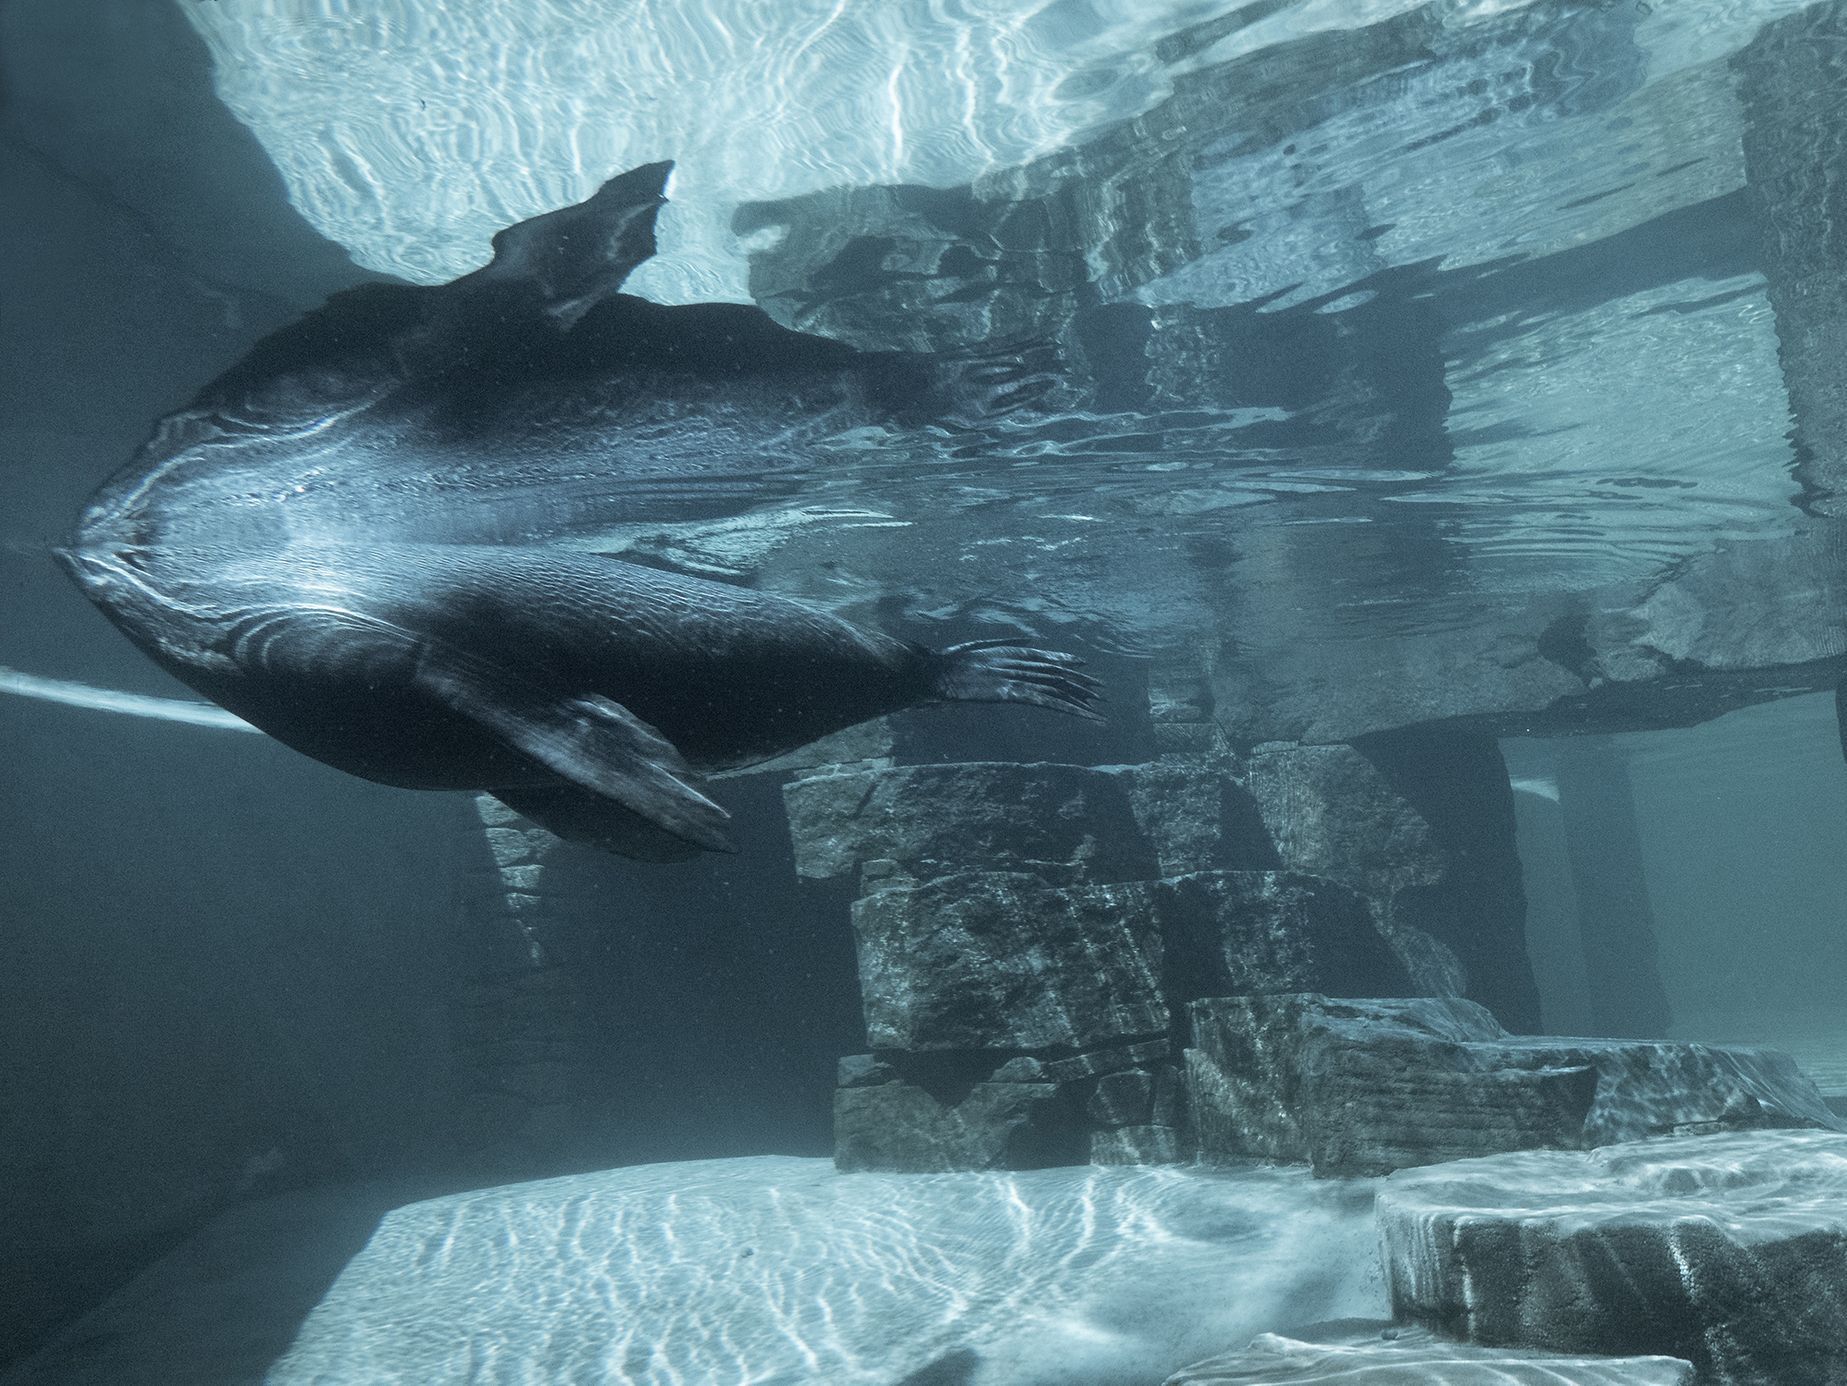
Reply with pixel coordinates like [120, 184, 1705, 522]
[61, 487, 161, 598]
[49, 544, 84, 586]
[54, 537, 127, 600]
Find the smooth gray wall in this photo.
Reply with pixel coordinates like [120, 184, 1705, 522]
[0, 0, 467, 1361]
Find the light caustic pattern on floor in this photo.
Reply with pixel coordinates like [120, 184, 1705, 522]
[269, 1156, 1382, 1386]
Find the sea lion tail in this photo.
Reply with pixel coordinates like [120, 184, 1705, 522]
[928, 640, 1104, 721]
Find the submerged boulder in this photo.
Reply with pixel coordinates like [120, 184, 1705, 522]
[786, 743, 1540, 1033]
[1379, 1130, 1847, 1385]
[1186, 993, 1839, 1176]
[1245, 736, 1539, 1020]
[853, 871, 1168, 1051]
[791, 751, 1548, 1173]
[1158, 870, 1414, 1001]
[783, 762, 1161, 885]
[834, 1076, 1083, 1173]
[835, 868, 1413, 1171]
[1164, 1320, 1693, 1385]
[831, 1041, 1182, 1173]
[851, 868, 1412, 1056]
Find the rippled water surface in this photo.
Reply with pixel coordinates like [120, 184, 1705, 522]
[180, 0, 1829, 658]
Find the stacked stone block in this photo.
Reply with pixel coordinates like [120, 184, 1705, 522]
[451, 795, 602, 1178]
[786, 750, 1499, 1171]
[1185, 993, 1838, 1178]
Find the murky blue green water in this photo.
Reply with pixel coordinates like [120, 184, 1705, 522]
[7, 2, 1847, 1382]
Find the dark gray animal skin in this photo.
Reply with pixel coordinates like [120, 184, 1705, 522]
[58, 163, 1098, 860]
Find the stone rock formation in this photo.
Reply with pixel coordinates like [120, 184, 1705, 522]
[1164, 1320, 1694, 1385]
[784, 760, 1166, 886]
[1187, 993, 1839, 1177]
[788, 745, 1543, 1172]
[853, 872, 1168, 1053]
[833, 1054, 1092, 1173]
[724, 0, 1847, 759]
[1379, 1130, 1847, 1385]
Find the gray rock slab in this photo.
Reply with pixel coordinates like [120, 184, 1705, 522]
[853, 869, 1425, 1057]
[830, 1043, 1185, 1171]
[1091, 1125, 1183, 1165]
[838, 1053, 900, 1088]
[1379, 1131, 1847, 1385]
[1040, 1037, 1172, 1084]
[1165, 1320, 1693, 1384]
[784, 762, 1159, 884]
[1245, 743, 1471, 1001]
[1088, 1068, 1155, 1127]
[1160, 871, 1415, 1001]
[1106, 756, 1275, 878]
[1187, 994, 1839, 1176]
[1246, 746, 1444, 899]
[834, 1079, 1081, 1172]
[1345, 729, 1539, 1033]
[784, 757, 1297, 887]
[854, 871, 1167, 1050]
[231, 1157, 1379, 1386]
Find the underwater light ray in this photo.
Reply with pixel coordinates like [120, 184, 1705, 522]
[0, 665, 259, 732]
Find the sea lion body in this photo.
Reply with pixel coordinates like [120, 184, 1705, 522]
[61, 164, 1097, 858]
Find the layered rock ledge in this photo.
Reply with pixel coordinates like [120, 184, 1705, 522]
[1187, 994, 1839, 1177]
[785, 750, 1542, 1173]
[1379, 1130, 1847, 1385]
[1164, 1319, 1694, 1385]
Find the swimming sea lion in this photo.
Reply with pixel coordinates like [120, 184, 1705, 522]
[58, 163, 1099, 859]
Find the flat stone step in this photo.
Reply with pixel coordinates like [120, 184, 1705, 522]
[1165, 1319, 1693, 1384]
[1187, 994, 1840, 1177]
[1379, 1130, 1847, 1385]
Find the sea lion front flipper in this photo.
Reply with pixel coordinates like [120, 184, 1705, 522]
[418, 653, 734, 853]
[487, 781, 707, 863]
[466, 160, 673, 328]
[1836, 678, 1847, 768]
[188, 162, 674, 412]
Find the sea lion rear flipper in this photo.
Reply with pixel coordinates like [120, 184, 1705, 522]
[488, 782, 707, 863]
[1836, 678, 1847, 767]
[418, 653, 733, 854]
[928, 640, 1105, 721]
[466, 160, 673, 328]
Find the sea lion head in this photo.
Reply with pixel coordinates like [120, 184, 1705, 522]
[56, 410, 309, 682]
[55, 488, 230, 684]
